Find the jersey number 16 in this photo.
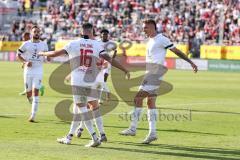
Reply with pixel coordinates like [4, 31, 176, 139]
[80, 49, 93, 67]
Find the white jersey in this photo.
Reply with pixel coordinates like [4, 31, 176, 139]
[18, 40, 48, 76]
[94, 40, 107, 83]
[95, 58, 105, 83]
[101, 40, 116, 75]
[64, 38, 105, 86]
[146, 33, 175, 65]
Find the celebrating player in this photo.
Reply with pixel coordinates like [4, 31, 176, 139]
[38, 23, 130, 147]
[17, 26, 49, 122]
[65, 72, 108, 143]
[120, 19, 198, 144]
[19, 32, 45, 96]
[99, 29, 117, 101]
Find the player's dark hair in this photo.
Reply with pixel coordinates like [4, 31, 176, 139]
[31, 25, 40, 30]
[82, 23, 93, 30]
[22, 32, 30, 36]
[143, 19, 157, 30]
[100, 29, 109, 34]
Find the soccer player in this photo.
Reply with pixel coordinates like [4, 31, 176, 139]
[17, 26, 49, 122]
[64, 71, 108, 142]
[19, 32, 45, 96]
[120, 19, 198, 144]
[75, 29, 117, 141]
[99, 29, 117, 101]
[38, 23, 130, 147]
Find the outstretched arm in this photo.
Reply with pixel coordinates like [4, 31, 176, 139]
[101, 53, 130, 79]
[38, 49, 67, 57]
[170, 47, 198, 73]
[112, 50, 117, 59]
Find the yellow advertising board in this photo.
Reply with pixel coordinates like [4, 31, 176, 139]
[200, 45, 222, 59]
[2, 40, 238, 60]
[118, 44, 188, 57]
[0, 41, 22, 52]
[55, 41, 71, 50]
[222, 46, 240, 60]
[123, 43, 146, 56]
[166, 44, 188, 58]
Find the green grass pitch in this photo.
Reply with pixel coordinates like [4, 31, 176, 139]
[0, 61, 240, 160]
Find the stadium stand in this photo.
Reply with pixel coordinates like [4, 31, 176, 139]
[0, 0, 239, 53]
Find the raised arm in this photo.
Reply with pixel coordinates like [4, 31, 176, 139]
[170, 47, 198, 73]
[38, 49, 68, 57]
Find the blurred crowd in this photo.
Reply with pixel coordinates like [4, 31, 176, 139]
[1, 0, 239, 52]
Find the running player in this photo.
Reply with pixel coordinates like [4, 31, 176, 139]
[17, 26, 49, 122]
[19, 32, 45, 96]
[120, 19, 198, 144]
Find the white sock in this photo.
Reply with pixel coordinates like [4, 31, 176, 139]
[79, 121, 84, 129]
[103, 82, 110, 93]
[130, 107, 143, 131]
[93, 108, 104, 135]
[99, 87, 103, 102]
[69, 121, 80, 135]
[79, 106, 97, 140]
[31, 96, 39, 119]
[69, 104, 80, 135]
[147, 109, 158, 135]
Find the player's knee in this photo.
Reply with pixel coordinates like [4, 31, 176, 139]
[26, 91, 32, 98]
[91, 105, 99, 111]
[33, 89, 39, 96]
[147, 100, 153, 108]
[89, 100, 99, 110]
[134, 96, 143, 106]
[147, 97, 156, 108]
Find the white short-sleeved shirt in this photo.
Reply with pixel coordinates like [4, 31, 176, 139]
[94, 40, 107, 83]
[18, 40, 48, 76]
[94, 40, 115, 82]
[146, 34, 175, 65]
[64, 38, 106, 86]
[101, 40, 115, 69]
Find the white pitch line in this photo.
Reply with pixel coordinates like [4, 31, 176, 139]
[0, 113, 25, 116]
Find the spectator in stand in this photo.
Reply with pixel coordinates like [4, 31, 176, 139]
[2, 0, 239, 46]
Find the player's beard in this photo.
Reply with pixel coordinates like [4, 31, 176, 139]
[33, 35, 40, 40]
[102, 39, 108, 42]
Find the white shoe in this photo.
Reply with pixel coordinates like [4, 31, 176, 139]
[142, 133, 158, 144]
[119, 128, 136, 136]
[85, 139, 101, 147]
[57, 135, 72, 145]
[28, 117, 35, 122]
